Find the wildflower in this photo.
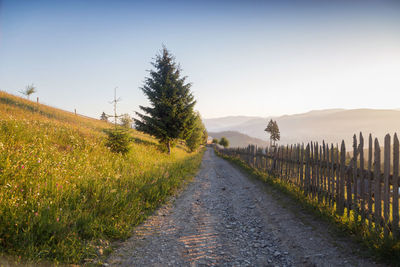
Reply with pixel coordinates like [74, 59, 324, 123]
[56, 217, 59, 222]
[35, 212, 38, 216]
[21, 165, 25, 169]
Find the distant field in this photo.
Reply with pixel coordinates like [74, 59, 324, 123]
[0, 91, 204, 264]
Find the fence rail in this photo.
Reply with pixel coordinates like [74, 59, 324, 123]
[216, 132, 400, 238]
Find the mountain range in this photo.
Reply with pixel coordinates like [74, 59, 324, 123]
[205, 109, 400, 147]
[208, 131, 268, 148]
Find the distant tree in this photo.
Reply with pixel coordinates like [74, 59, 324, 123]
[185, 113, 206, 152]
[134, 46, 196, 154]
[265, 119, 280, 146]
[120, 113, 133, 128]
[100, 112, 108, 122]
[19, 84, 36, 99]
[219, 137, 229, 148]
[212, 138, 219, 144]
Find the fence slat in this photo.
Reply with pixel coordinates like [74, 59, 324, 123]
[322, 141, 329, 203]
[336, 144, 340, 211]
[368, 134, 373, 230]
[374, 138, 382, 232]
[306, 144, 310, 195]
[326, 143, 330, 205]
[318, 145, 322, 203]
[353, 134, 358, 221]
[393, 133, 399, 238]
[300, 144, 304, 189]
[338, 141, 346, 215]
[384, 134, 391, 237]
[314, 142, 318, 199]
[359, 133, 365, 223]
[331, 144, 335, 207]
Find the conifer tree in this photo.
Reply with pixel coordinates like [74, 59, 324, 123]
[100, 112, 108, 121]
[134, 47, 196, 154]
[186, 112, 206, 152]
[265, 119, 280, 147]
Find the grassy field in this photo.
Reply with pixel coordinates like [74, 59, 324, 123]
[0, 91, 204, 264]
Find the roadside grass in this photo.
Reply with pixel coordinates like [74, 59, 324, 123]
[0, 91, 204, 264]
[215, 149, 400, 266]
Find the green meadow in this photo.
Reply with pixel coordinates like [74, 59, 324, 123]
[0, 91, 204, 264]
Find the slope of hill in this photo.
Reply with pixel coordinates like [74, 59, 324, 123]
[0, 91, 204, 264]
[209, 131, 268, 148]
[205, 108, 400, 146]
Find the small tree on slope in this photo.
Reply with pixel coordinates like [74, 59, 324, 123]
[20, 84, 36, 99]
[134, 47, 196, 154]
[219, 137, 229, 148]
[265, 119, 280, 147]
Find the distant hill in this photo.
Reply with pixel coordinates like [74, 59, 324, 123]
[209, 131, 268, 148]
[204, 109, 400, 147]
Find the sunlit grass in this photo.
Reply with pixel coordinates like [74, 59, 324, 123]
[216, 149, 400, 265]
[0, 91, 204, 264]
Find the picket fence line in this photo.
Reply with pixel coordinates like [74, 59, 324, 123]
[216, 132, 400, 238]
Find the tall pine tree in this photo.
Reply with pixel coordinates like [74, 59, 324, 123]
[134, 47, 196, 154]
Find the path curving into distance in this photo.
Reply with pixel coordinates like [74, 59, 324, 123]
[106, 148, 382, 266]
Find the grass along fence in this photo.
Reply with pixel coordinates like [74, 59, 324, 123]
[216, 132, 400, 240]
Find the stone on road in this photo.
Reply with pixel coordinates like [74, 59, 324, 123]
[106, 148, 382, 266]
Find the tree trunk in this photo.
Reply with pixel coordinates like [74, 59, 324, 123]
[167, 141, 171, 154]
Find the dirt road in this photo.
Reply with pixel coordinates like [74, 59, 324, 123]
[106, 148, 382, 266]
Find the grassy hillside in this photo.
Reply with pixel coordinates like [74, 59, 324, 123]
[0, 91, 204, 264]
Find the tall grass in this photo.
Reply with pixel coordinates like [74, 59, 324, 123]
[215, 148, 400, 266]
[0, 91, 204, 264]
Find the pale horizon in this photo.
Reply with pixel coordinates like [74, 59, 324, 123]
[1, 0, 400, 119]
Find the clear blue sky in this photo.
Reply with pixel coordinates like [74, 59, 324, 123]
[1, 0, 399, 119]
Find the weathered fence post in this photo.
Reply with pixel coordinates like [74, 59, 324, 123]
[322, 141, 330, 205]
[310, 142, 314, 199]
[359, 133, 365, 223]
[300, 144, 304, 189]
[352, 134, 358, 221]
[305, 144, 310, 195]
[383, 134, 390, 237]
[335, 144, 340, 211]
[338, 141, 346, 215]
[374, 138, 382, 232]
[393, 133, 399, 238]
[317, 144, 322, 203]
[330, 144, 334, 207]
[368, 134, 373, 230]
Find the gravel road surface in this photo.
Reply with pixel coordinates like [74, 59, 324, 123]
[106, 148, 383, 266]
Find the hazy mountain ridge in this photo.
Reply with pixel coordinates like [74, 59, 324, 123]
[205, 109, 400, 147]
[209, 131, 268, 148]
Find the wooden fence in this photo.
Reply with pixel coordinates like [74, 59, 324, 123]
[216, 132, 400, 238]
